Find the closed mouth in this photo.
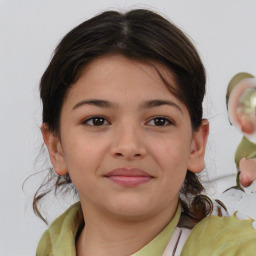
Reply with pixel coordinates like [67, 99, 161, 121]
[104, 167, 153, 187]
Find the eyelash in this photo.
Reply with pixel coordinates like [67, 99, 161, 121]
[82, 116, 110, 126]
[82, 116, 174, 127]
[146, 116, 174, 126]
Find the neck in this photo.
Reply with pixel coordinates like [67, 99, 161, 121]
[76, 200, 179, 256]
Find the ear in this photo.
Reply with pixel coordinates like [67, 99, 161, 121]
[41, 123, 68, 176]
[228, 78, 252, 127]
[187, 119, 209, 173]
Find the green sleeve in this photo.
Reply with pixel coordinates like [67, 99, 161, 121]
[235, 136, 256, 167]
[36, 202, 83, 256]
[36, 230, 52, 256]
[181, 213, 256, 256]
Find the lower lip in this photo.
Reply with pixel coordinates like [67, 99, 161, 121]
[106, 176, 152, 187]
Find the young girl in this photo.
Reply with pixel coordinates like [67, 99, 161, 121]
[35, 9, 256, 256]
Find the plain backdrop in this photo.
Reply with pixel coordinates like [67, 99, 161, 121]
[1, 0, 256, 255]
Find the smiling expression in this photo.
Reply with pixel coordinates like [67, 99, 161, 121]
[45, 55, 207, 220]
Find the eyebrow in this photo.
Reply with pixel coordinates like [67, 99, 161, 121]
[72, 99, 182, 113]
[72, 99, 117, 110]
[139, 99, 183, 113]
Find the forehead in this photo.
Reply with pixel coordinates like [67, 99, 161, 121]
[65, 55, 184, 109]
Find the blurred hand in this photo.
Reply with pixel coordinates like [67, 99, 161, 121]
[239, 157, 256, 187]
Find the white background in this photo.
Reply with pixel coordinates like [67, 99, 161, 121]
[1, 0, 256, 255]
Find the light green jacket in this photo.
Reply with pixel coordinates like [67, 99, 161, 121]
[36, 202, 256, 256]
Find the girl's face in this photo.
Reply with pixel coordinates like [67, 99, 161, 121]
[43, 55, 208, 220]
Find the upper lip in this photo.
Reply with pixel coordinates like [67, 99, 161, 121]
[104, 167, 152, 177]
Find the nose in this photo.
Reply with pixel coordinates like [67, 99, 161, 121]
[110, 123, 147, 160]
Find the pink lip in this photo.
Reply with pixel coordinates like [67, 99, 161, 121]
[104, 168, 153, 187]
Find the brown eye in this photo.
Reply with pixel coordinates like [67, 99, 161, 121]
[147, 116, 173, 126]
[83, 116, 109, 126]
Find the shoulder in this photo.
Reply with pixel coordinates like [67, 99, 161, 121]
[36, 202, 83, 256]
[181, 213, 256, 256]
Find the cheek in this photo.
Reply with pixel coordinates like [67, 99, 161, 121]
[63, 142, 104, 196]
[151, 137, 191, 190]
[152, 137, 191, 168]
[61, 131, 106, 177]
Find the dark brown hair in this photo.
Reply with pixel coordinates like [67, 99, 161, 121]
[34, 9, 212, 226]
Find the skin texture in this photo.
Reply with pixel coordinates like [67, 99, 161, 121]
[228, 79, 256, 187]
[42, 55, 209, 256]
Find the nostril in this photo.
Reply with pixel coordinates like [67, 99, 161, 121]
[114, 152, 142, 158]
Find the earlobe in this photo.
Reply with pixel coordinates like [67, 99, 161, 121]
[187, 119, 209, 173]
[41, 123, 68, 176]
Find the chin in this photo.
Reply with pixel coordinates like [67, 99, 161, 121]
[106, 197, 160, 220]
